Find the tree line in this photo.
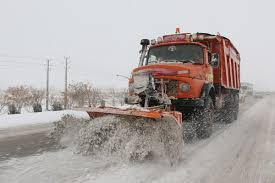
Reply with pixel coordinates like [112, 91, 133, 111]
[0, 81, 127, 114]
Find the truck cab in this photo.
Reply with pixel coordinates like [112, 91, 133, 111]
[127, 33, 218, 108]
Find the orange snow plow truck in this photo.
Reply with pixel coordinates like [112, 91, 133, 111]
[86, 30, 240, 139]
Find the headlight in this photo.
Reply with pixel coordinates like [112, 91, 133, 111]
[132, 74, 149, 94]
[180, 83, 190, 92]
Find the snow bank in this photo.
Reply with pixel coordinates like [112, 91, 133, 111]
[0, 110, 90, 129]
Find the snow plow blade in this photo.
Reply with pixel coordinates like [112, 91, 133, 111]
[79, 107, 183, 126]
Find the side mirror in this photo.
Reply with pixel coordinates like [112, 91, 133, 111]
[210, 53, 219, 67]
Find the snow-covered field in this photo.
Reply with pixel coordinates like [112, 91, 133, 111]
[0, 110, 89, 129]
[0, 95, 275, 183]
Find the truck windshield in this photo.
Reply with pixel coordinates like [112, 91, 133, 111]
[146, 44, 204, 65]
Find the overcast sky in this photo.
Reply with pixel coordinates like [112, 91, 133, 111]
[0, 0, 274, 91]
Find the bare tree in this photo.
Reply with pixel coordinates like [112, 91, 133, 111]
[67, 81, 102, 108]
[67, 82, 86, 107]
[0, 92, 8, 113]
[107, 88, 116, 106]
[4, 85, 31, 114]
[29, 87, 45, 112]
[88, 87, 103, 107]
[117, 88, 128, 106]
[49, 93, 63, 111]
[107, 88, 127, 106]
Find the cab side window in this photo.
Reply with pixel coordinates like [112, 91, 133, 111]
[147, 55, 157, 65]
[211, 53, 219, 67]
[207, 52, 211, 64]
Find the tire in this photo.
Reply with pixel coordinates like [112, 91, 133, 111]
[183, 121, 196, 142]
[195, 96, 214, 139]
[222, 95, 235, 124]
[223, 94, 239, 123]
[233, 94, 239, 120]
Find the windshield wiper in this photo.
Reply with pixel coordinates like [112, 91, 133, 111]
[159, 59, 182, 63]
[180, 60, 197, 64]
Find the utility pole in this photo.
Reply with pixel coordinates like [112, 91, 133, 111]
[64, 56, 70, 109]
[46, 59, 50, 111]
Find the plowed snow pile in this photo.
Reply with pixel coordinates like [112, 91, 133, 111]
[51, 115, 184, 165]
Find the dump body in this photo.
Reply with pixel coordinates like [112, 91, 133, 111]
[198, 33, 241, 90]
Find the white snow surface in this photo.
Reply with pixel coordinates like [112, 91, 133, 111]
[1, 96, 275, 182]
[117, 104, 149, 111]
[0, 104, 148, 129]
[0, 110, 89, 129]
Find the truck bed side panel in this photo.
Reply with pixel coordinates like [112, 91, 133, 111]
[220, 39, 240, 90]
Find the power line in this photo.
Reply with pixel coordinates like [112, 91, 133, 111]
[0, 65, 45, 69]
[0, 54, 44, 60]
[0, 61, 48, 69]
[0, 62, 44, 66]
[0, 57, 53, 67]
[0, 54, 65, 65]
[0, 58, 43, 61]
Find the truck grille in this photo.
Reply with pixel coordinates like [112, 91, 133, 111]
[166, 80, 178, 96]
[154, 79, 178, 97]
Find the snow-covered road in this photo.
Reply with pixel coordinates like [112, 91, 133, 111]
[0, 95, 275, 183]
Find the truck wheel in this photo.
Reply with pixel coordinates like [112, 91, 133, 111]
[196, 96, 214, 139]
[183, 121, 196, 141]
[224, 94, 239, 123]
[233, 94, 239, 120]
